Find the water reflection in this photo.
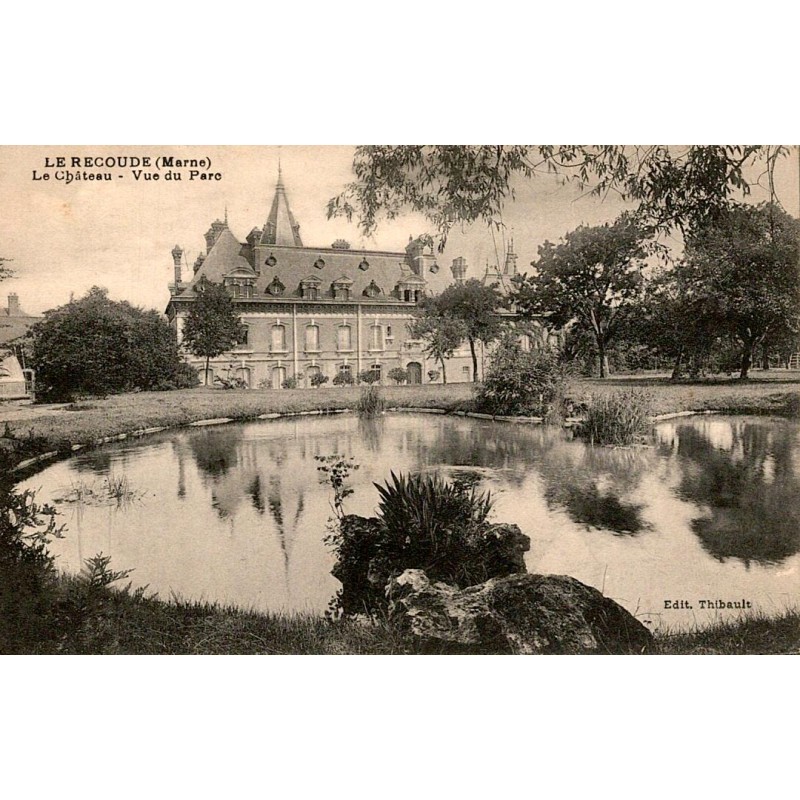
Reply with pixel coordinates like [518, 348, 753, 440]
[17, 414, 800, 625]
[657, 419, 800, 565]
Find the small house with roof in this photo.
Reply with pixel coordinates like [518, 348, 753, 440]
[0, 294, 40, 399]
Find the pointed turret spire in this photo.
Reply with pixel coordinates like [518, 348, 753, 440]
[504, 234, 518, 276]
[261, 164, 303, 247]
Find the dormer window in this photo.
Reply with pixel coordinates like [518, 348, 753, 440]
[332, 276, 353, 301]
[363, 280, 382, 298]
[267, 276, 285, 296]
[395, 275, 426, 303]
[300, 275, 322, 300]
[223, 277, 255, 298]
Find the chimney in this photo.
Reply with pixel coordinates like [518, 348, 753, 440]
[7, 293, 20, 316]
[171, 245, 184, 286]
[451, 257, 467, 284]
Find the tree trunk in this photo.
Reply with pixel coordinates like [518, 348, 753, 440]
[469, 338, 479, 382]
[440, 357, 447, 384]
[596, 339, 607, 379]
[670, 347, 684, 382]
[739, 343, 753, 380]
[205, 355, 210, 386]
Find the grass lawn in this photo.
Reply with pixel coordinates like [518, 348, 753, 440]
[2, 370, 799, 655]
[2, 370, 799, 461]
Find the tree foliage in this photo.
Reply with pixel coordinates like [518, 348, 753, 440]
[430, 279, 504, 381]
[475, 334, 567, 418]
[0, 257, 13, 283]
[512, 216, 651, 378]
[29, 287, 185, 401]
[407, 295, 468, 383]
[680, 202, 800, 379]
[328, 146, 787, 248]
[181, 281, 244, 385]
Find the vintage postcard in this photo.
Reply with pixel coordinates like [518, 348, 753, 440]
[1, 145, 798, 656]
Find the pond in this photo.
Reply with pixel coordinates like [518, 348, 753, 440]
[17, 413, 800, 629]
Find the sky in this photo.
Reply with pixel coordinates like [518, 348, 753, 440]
[0, 145, 798, 317]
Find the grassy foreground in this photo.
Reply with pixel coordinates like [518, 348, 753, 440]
[3, 371, 800, 655]
[17, 575, 799, 655]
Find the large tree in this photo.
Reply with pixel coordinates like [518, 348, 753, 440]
[407, 296, 467, 383]
[181, 281, 244, 385]
[428, 280, 504, 382]
[623, 267, 724, 380]
[681, 203, 800, 379]
[512, 216, 651, 378]
[29, 287, 184, 401]
[328, 146, 787, 248]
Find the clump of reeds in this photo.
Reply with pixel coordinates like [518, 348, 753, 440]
[578, 390, 653, 446]
[356, 385, 386, 418]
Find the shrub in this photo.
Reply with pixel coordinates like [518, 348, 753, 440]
[282, 376, 299, 389]
[172, 361, 201, 389]
[29, 286, 186, 402]
[324, 471, 530, 615]
[356, 385, 385, 418]
[310, 372, 330, 388]
[427, 370, 440, 383]
[357, 369, 380, 385]
[475, 336, 567, 419]
[0, 488, 63, 653]
[332, 371, 354, 386]
[578, 390, 653, 445]
[387, 367, 408, 385]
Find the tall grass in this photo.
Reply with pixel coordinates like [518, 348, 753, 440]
[578, 390, 653, 445]
[356, 385, 386, 418]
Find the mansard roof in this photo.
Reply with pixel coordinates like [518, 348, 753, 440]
[170, 169, 456, 306]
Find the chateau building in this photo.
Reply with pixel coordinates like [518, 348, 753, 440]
[166, 168, 550, 389]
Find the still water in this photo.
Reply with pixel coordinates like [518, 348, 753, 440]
[18, 414, 800, 628]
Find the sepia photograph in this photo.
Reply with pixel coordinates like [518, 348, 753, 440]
[4, 6, 800, 798]
[1, 144, 799, 656]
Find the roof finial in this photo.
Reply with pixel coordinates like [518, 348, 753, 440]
[224, 205, 228, 225]
[277, 149, 283, 188]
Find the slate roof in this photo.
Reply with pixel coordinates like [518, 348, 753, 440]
[172, 171, 453, 305]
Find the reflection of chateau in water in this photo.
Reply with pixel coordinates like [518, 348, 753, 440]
[18, 414, 800, 622]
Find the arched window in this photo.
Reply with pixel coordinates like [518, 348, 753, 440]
[305, 324, 320, 352]
[370, 324, 384, 351]
[337, 325, 352, 352]
[369, 363, 382, 383]
[338, 364, 352, 379]
[271, 324, 287, 352]
[237, 324, 249, 347]
[520, 333, 531, 352]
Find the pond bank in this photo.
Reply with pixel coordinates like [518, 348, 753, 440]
[3, 378, 799, 476]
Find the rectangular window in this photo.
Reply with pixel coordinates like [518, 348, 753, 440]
[305, 325, 319, 351]
[462, 366, 470, 376]
[337, 325, 352, 351]
[272, 325, 286, 352]
[370, 325, 383, 351]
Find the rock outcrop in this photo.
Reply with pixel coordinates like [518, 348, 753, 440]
[331, 515, 530, 616]
[387, 569, 654, 654]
